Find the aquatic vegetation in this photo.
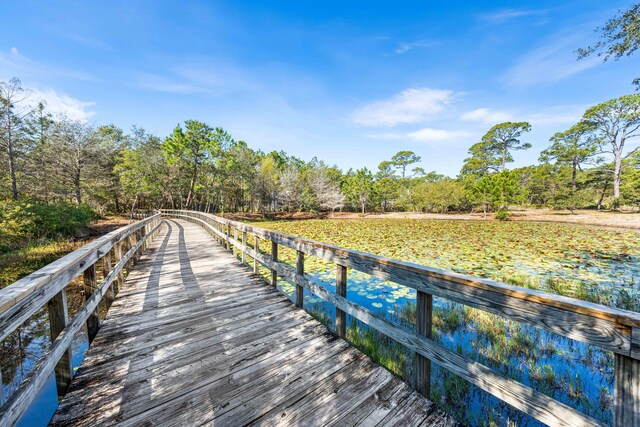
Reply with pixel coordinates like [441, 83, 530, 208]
[254, 219, 640, 306]
[251, 218, 638, 426]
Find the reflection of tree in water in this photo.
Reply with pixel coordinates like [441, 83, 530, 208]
[1, 281, 85, 397]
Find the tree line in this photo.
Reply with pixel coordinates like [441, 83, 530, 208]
[1, 77, 639, 221]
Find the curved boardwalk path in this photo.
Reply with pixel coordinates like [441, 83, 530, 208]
[49, 219, 456, 426]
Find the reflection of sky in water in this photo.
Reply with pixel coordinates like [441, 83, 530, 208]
[276, 269, 614, 426]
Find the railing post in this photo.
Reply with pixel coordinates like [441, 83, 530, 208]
[102, 251, 115, 307]
[47, 289, 73, 397]
[253, 236, 259, 274]
[336, 264, 347, 338]
[415, 290, 433, 398]
[296, 251, 304, 308]
[234, 228, 239, 258]
[271, 241, 278, 288]
[115, 241, 124, 294]
[0, 367, 4, 406]
[83, 263, 101, 343]
[226, 224, 231, 252]
[242, 231, 247, 264]
[614, 353, 640, 426]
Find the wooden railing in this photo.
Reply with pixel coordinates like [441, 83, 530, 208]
[0, 214, 162, 426]
[161, 209, 640, 427]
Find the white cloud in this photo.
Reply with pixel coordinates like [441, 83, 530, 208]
[35, 89, 95, 122]
[407, 128, 472, 142]
[366, 128, 472, 144]
[461, 108, 512, 124]
[352, 87, 455, 127]
[503, 35, 600, 87]
[395, 39, 439, 54]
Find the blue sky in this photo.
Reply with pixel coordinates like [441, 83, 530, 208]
[1, 1, 638, 176]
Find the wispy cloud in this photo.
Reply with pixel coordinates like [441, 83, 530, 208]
[133, 59, 260, 97]
[395, 39, 439, 54]
[461, 108, 512, 125]
[478, 9, 547, 24]
[35, 89, 96, 122]
[503, 35, 600, 87]
[525, 105, 586, 127]
[0, 47, 96, 82]
[352, 87, 456, 127]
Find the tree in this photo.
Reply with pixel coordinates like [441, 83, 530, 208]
[308, 167, 344, 215]
[344, 168, 375, 215]
[52, 117, 102, 205]
[577, 3, 640, 89]
[540, 122, 598, 210]
[621, 155, 640, 208]
[581, 94, 640, 207]
[389, 151, 421, 178]
[278, 166, 302, 212]
[163, 120, 225, 208]
[541, 122, 597, 192]
[461, 122, 532, 175]
[115, 128, 165, 215]
[0, 78, 36, 200]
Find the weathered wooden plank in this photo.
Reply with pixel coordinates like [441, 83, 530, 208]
[329, 379, 412, 426]
[214, 355, 367, 426]
[415, 290, 432, 397]
[376, 391, 435, 427]
[47, 289, 73, 397]
[614, 353, 640, 427]
[251, 360, 392, 426]
[119, 333, 352, 427]
[295, 250, 304, 308]
[336, 263, 347, 338]
[83, 263, 100, 343]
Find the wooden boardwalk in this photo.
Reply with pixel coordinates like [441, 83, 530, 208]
[50, 219, 455, 427]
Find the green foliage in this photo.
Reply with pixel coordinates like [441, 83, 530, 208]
[494, 209, 511, 221]
[461, 122, 532, 175]
[577, 3, 640, 88]
[408, 179, 467, 213]
[343, 168, 375, 215]
[0, 200, 96, 254]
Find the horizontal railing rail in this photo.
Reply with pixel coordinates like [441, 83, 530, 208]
[161, 209, 640, 427]
[0, 214, 163, 426]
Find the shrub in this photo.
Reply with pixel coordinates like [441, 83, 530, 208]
[494, 209, 511, 221]
[0, 201, 96, 254]
[27, 202, 96, 238]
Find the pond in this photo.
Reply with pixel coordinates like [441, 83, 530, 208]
[253, 218, 640, 426]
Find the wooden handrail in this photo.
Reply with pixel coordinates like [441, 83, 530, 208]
[0, 213, 162, 426]
[162, 209, 640, 427]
